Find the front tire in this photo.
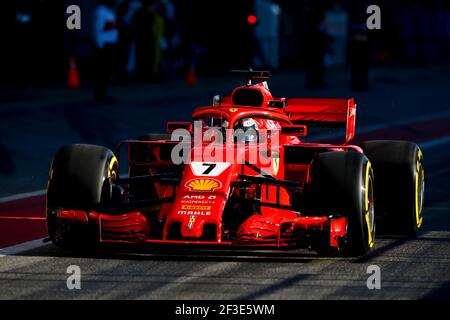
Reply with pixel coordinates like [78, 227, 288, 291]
[47, 144, 118, 250]
[309, 152, 375, 256]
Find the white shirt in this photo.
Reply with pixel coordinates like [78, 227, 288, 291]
[94, 5, 119, 48]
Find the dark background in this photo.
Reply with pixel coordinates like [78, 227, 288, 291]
[1, 0, 450, 85]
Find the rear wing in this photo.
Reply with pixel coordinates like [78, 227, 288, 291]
[284, 98, 356, 144]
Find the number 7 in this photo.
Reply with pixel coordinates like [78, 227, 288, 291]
[202, 163, 216, 175]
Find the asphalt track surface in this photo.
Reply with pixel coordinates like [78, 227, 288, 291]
[0, 67, 449, 299]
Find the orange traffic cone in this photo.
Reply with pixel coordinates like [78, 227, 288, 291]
[67, 56, 80, 88]
[186, 65, 197, 85]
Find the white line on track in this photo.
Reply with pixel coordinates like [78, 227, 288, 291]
[0, 189, 46, 204]
[0, 238, 48, 257]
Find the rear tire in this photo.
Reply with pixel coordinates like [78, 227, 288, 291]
[309, 152, 375, 256]
[361, 140, 424, 236]
[47, 144, 118, 250]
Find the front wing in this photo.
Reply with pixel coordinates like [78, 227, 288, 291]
[54, 209, 348, 250]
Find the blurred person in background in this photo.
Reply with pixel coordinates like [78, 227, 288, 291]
[152, 2, 166, 81]
[133, 0, 159, 81]
[249, 19, 268, 69]
[93, 0, 119, 104]
[348, 2, 371, 91]
[303, 1, 329, 90]
[13, 0, 34, 87]
[116, 0, 133, 82]
[161, 0, 176, 78]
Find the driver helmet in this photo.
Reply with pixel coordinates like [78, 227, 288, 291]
[237, 118, 259, 142]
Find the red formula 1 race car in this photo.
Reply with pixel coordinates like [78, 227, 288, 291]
[46, 70, 425, 256]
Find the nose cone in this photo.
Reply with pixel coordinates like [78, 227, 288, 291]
[180, 215, 206, 238]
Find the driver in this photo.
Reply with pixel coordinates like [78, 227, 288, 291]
[235, 118, 259, 142]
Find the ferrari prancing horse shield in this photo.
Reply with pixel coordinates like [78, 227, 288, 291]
[272, 153, 280, 175]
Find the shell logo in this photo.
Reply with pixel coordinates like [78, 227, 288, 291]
[185, 178, 222, 192]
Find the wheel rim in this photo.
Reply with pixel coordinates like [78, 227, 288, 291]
[418, 168, 424, 214]
[102, 156, 118, 203]
[368, 176, 375, 234]
[415, 152, 424, 228]
[364, 163, 375, 248]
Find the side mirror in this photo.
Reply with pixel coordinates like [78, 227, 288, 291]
[166, 121, 193, 134]
[268, 98, 286, 108]
[281, 125, 308, 137]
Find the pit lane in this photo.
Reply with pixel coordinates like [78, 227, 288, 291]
[0, 68, 449, 299]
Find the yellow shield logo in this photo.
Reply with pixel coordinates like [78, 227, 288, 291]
[186, 178, 221, 192]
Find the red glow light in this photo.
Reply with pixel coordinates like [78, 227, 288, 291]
[247, 15, 257, 25]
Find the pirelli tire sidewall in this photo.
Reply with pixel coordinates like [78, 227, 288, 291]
[46, 144, 118, 247]
[361, 140, 424, 236]
[309, 151, 375, 256]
